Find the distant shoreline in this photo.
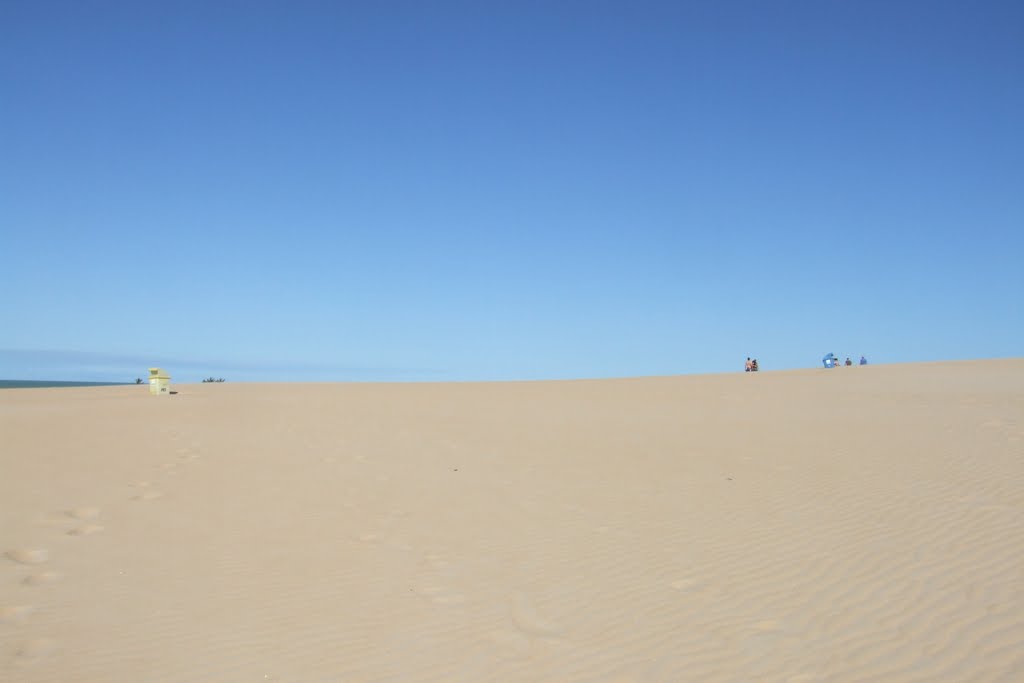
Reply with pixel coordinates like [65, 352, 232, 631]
[0, 379, 134, 389]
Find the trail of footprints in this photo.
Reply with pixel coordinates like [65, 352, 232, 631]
[2, 433, 202, 668]
[3, 545, 62, 667]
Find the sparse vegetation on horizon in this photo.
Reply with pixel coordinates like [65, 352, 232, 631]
[202, 377, 226, 383]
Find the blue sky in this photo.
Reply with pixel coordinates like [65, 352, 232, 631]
[2, 1, 1022, 382]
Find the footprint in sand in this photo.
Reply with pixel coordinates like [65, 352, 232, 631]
[23, 571, 61, 586]
[130, 485, 165, 501]
[15, 638, 57, 662]
[5, 549, 49, 565]
[67, 507, 100, 521]
[129, 482, 163, 501]
[176, 444, 201, 458]
[65, 507, 103, 532]
[0, 605, 36, 625]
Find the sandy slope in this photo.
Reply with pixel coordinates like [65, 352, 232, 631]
[2, 359, 1022, 682]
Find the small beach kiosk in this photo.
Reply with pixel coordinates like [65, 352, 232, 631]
[148, 368, 171, 395]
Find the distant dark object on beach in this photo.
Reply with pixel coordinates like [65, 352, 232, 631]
[202, 377, 227, 383]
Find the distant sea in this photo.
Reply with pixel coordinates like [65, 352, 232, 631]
[0, 380, 134, 389]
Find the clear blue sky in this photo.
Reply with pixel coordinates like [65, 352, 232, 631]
[2, 1, 1022, 382]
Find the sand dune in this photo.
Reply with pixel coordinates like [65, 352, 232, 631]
[2, 359, 1022, 682]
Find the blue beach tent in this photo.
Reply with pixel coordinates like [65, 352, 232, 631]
[822, 353, 836, 368]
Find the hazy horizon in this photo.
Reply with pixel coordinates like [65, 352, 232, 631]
[2, 349, 1020, 385]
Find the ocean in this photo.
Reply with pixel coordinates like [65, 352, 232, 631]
[0, 380, 134, 389]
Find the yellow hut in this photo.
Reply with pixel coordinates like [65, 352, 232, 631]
[148, 368, 171, 395]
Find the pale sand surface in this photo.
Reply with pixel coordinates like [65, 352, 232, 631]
[2, 359, 1022, 682]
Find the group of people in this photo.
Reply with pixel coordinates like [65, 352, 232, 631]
[745, 355, 869, 371]
[824, 353, 868, 368]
